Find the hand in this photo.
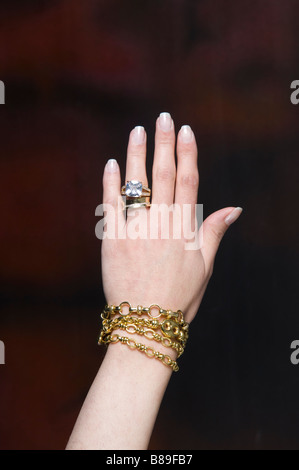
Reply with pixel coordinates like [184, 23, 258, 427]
[101, 113, 242, 324]
[67, 113, 242, 450]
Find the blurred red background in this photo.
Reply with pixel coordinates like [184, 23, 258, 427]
[0, 0, 299, 449]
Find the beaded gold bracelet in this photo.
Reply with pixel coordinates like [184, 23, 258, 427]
[101, 302, 189, 344]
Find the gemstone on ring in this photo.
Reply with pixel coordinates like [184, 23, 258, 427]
[125, 180, 143, 197]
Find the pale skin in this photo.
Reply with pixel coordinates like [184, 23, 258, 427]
[66, 112, 242, 450]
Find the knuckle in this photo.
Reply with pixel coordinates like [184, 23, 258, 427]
[210, 224, 225, 243]
[178, 143, 197, 156]
[157, 133, 174, 146]
[180, 172, 199, 188]
[128, 148, 144, 159]
[155, 166, 176, 182]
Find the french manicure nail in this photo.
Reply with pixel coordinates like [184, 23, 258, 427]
[180, 125, 193, 143]
[159, 112, 173, 131]
[225, 207, 243, 226]
[106, 158, 118, 173]
[131, 126, 145, 145]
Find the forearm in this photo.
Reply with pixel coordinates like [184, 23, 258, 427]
[66, 341, 174, 450]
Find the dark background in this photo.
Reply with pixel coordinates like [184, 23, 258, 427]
[0, 0, 298, 450]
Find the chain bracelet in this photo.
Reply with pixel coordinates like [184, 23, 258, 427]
[98, 302, 189, 372]
[102, 301, 186, 323]
[99, 317, 185, 357]
[101, 333, 179, 372]
[101, 306, 189, 346]
[100, 316, 188, 348]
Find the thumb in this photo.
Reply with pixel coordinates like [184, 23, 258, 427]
[199, 207, 243, 268]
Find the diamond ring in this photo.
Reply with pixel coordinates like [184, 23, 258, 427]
[121, 180, 151, 198]
[121, 180, 151, 210]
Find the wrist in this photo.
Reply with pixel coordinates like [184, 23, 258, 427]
[105, 338, 175, 379]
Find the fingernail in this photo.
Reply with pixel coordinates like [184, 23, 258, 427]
[159, 112, 173, 131]
[106, 158, 118, 173]
[180, 125, 193, 143]
[225, 207, 243, 226]
[131, 126, 145, 145]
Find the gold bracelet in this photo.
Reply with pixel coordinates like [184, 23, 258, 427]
[101, 303, 189, 345]
[98, 303, 189, 372]
[100, 316, 188, 352]
[102, 301, 185, 322]
[101, 333, 179, 372]
[99, 316, 185, 357]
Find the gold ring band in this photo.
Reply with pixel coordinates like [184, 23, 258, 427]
[123, 196, 151, 210]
